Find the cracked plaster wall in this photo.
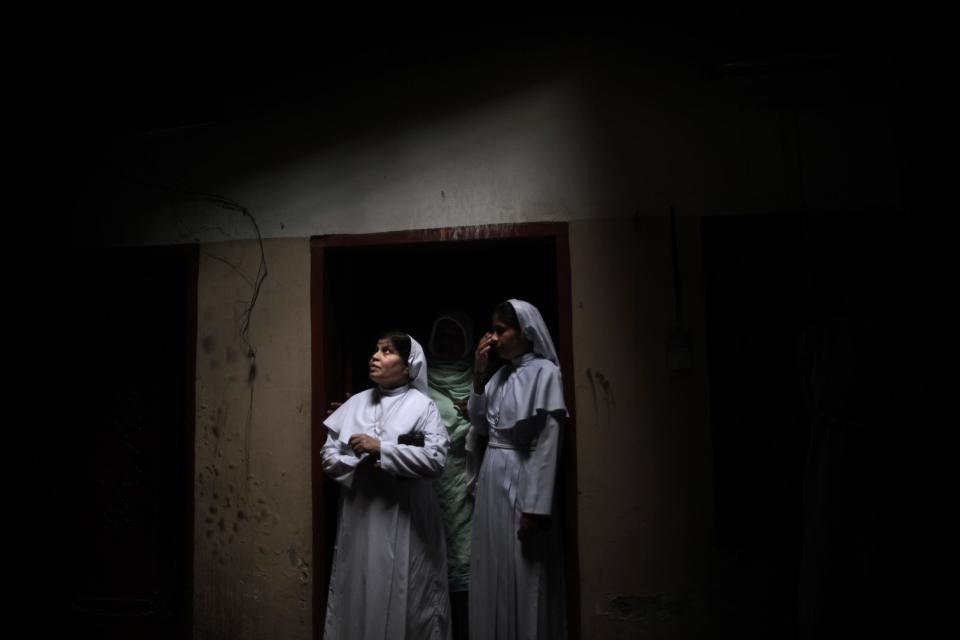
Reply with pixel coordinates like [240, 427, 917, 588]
[194, 238, 312, 640]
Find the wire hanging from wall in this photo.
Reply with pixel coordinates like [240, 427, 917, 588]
[191, 190, 268, 366]
[111, 170, 269, 363]
[110, 168, 269, 484]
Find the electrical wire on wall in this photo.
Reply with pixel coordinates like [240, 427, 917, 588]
[184, 190, 267, 482]
[113, 169, 268, 482]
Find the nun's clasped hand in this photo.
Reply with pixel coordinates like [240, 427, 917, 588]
[348, 433, 381, 456]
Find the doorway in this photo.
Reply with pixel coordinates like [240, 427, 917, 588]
[16, 246, 197, 640]
[310, 222, 580, 638]
[701, 211, 929, 637]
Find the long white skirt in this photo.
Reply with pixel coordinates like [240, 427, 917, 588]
[324, 467, 451, 640]
[468, 446, 565, 640]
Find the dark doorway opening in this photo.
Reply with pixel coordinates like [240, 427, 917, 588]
[311, 223, 580, 638]
[701, 212, 930, 638]
[17, 246, 197, 640]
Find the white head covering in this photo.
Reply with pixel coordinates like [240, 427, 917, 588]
[508, 299, 559, 366]
[323, 334, 431, 446]
[406, 335, 429, 394]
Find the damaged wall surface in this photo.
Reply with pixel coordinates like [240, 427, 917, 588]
[570, 216, 715, 638]
[194, 239, 312, 640]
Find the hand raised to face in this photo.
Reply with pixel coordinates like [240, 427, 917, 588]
[473, 332, 496, 392]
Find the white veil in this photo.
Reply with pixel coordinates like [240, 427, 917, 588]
[406, 335, 429, 394]
[508, 299, 559, 366]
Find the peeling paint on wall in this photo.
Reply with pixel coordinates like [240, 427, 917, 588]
[432, 222, 533, 243]
[194, 239, 312, 640]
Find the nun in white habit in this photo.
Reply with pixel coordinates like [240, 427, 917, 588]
[467, 300, 567, 640]
[321, 332, 452, 640]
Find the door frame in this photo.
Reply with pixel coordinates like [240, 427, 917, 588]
[310, 222, 580, 638]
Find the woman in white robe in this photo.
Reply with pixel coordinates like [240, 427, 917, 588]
[467, 300, 567, 640]
[321, 332, 452, 640]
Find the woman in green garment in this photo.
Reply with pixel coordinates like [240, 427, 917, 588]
[426, 313, 478, 640]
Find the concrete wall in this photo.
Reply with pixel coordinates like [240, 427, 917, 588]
[78, 47, 900, 250]
[570, 216, 715, 637]
[194, 239, 312, 640]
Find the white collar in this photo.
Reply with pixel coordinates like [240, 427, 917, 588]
[511, 352, 537, 367]
[377, 383, 410, 397]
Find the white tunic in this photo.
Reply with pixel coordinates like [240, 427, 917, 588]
[322, 384, 452, 640]
[468, 352, 567, 640]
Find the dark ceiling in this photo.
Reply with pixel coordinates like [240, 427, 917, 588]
[13, 9, 905, 143]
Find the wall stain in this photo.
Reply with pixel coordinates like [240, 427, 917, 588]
[287, 546, 312, 584]
[586, 368, 616, 427]
[586, 368, 600, 427]
[201, 335, 216, 354]
[211, 406, 227, 460]
[595, 370, 616, 410]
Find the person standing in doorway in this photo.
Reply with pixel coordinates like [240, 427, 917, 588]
[321, 332, 452, 640]
[467, 300, 567, 640]
[426, 312, 480, 640]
